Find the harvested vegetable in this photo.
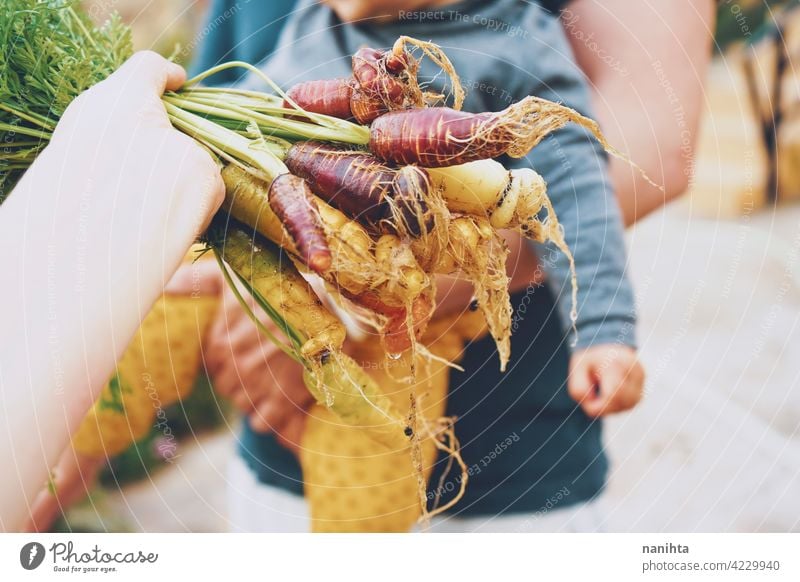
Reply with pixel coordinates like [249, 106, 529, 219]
[428, 160, 547, 232]
[209, 220, 345, 360]
[2, 0, 646, 527]
[428, 161, 578, 337]
[369, 96, 623, 168]
[267, 173, 332, 273]
[286, 78, 355, 121]
[285, 36, 464, 124]
[221, 164, 430, 317]
[285, 141, 441, 239]
[303, 352, 411, 450]
[432, 216, 513, 370]
[347, 290, 435, 355]
[285, 142, 398, 227]
[208, 220, 430, 450]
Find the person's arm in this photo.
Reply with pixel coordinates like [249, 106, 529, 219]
[562, 0, 716, 225]
[523, 113, 645, 415]
[496, 6, 645, 415]
[0, 52, 224, 532]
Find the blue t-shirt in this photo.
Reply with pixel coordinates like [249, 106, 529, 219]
[193, 0, 634, 517]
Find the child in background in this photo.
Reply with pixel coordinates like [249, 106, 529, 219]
[196, 0, 645, 532]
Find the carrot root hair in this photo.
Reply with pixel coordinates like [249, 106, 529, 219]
[391, 35, 465, 111]
[417, 412, 467, 525]
[383, 166, 450, 268]
[500, 97, 662, 190]
[349, 36, 465, 124]
[486, 168, 578, 342]
[439, 217, 512, 371]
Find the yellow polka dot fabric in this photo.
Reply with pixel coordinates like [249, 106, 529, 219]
[301, 310, 487, 532]
[71, 354, 155, 458]
[132, 294, 219, 407]
[72, 294, 219, 458]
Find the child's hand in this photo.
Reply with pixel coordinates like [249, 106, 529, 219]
[568, 345, 645, 417]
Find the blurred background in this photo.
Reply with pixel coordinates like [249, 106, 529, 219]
[59, 0, 799, 532]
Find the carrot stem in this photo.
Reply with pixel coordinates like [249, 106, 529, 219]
[164, 102, 286, 179]
[166, 93, 368, 145]
[184, 61, 366, 136]
[0, 104, 56, 131]
[0, 122, 52, 140]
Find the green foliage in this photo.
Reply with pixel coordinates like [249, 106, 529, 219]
[715, 0, 794, 51]
[0, 0, 133, 200]
[47, 471, 57, 495]
[0, 1, 365, 203]
[97, 372, 128, 414]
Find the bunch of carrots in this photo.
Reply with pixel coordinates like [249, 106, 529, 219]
[1, 0, 635, 517]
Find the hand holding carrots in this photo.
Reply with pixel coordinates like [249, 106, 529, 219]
[568, 345, 645, 417]
[46, 51, 225, 285]
[0, 51, 225, 531]
[2, 1, 648, 528]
